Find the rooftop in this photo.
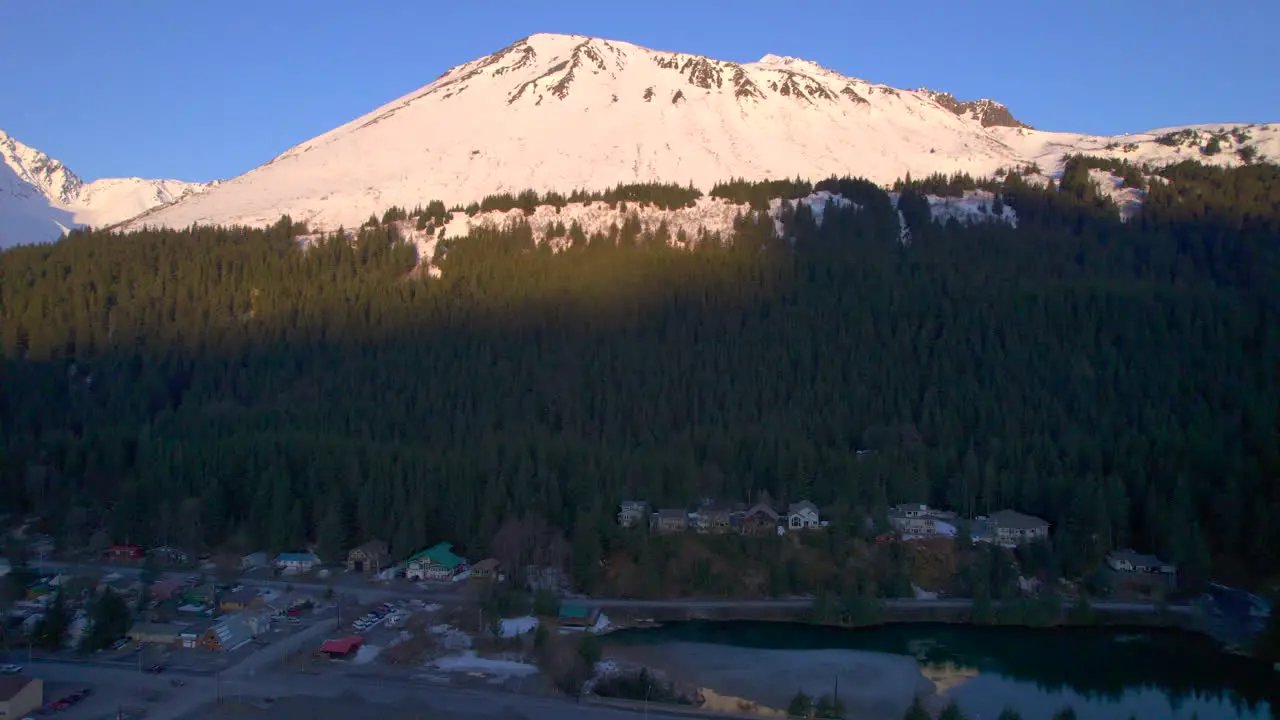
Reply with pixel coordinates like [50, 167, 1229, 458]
[0, 675, 37, 701]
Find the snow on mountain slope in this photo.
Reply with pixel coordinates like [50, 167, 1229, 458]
[118, 33, 1280, 234]
[0, 129, 211, 248]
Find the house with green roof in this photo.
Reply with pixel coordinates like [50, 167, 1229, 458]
[404, 542, 468, 582]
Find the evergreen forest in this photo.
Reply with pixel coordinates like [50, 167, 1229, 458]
[1, 160, 1278, 596]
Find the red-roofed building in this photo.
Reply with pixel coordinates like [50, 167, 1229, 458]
[319, 636, 364, 658]
[107, 545, 144, 560]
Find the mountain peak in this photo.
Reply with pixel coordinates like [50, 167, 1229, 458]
[1, 127, 211, 248]
[107, 36, 1278, 236]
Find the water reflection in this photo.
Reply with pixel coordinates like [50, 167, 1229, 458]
[605, 622, 1277, 720]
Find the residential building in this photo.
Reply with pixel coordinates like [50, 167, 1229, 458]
[241, 552, 270, 570]
[219, 587, 263, 612]
[148, 577, 187, 602]
[739, 503, 780, 537]
[128, 622, 186, 645]
[0, 675, 42, 719]
[469, 558, 504, 581]
[989, 510, 1050, 545]
[274, 552, 321, 574]
[149, 546, 190, 564]
[786, 501, 821, 531]
[617, 501, 649, 529]
[405, 542, 468, 582]
[696, 504, 733, 534]
[183, 583, 216, 606]
[650, 508, 689, 535]
[201, 615, 256, 651]
[106, 545, 144, 561]
[346, 540, 389, 575]
[1106, 550, 1176, 575]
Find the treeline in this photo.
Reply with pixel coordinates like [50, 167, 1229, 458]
[1, 166, 1279, 597]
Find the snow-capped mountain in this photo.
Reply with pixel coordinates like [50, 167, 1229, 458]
[0, 129, 211, 248]
[112, 33, 1277, 234]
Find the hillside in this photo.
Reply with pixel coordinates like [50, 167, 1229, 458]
[115, 33, 1280, 234]
[0, 129, 211, 248]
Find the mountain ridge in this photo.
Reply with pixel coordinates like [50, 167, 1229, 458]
[0, 129, 211, 248]
[11, 32, 1277, 240]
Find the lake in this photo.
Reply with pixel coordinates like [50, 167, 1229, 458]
[601, 621, 1278, 720]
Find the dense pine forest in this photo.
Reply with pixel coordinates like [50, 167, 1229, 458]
[1, 161, 1278, 596]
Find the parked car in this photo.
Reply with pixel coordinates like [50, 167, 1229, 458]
[0, 664, 21, 674]
[147, 664, 165, 674]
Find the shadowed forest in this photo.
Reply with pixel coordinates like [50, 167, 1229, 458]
[2, 161, 1278, 597]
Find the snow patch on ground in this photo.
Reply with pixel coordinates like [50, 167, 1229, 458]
[498, 616, 539, 638]
[352, 644, 381, 664]
[428, 650, 539, 676]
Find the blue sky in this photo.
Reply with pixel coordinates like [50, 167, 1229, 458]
[2, 0, 1275, 183]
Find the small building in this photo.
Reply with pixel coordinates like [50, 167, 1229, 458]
[405, 542, 468, 582]
[1107, 549, 1176, 575]
[696, 504, 733, 534]
[183, 583, 217, 606]
[241, 551, 270, 570]
[617, 501, 649, 529]
[149, 545, 190, 564]
[106, 545, 144, 561]
[346, 540, 389, 575]
[128, 622, 186, 645]
[989, 509, 1050, 545]
[0, 675, 43, 719]
[650, 508, 689, 535]
[201, 615, 256, 651]
[786, 501, 821, 532]
[320, 635, 364, 659]
[274, 552, 321, 574]
[219, 587, 263, 612]
[739, 503, 780, 536]
[469, 558, 504, 581]
[889, 504, 954, 537]
[148, 577, 187, 602]
[557, 604, 601, 628]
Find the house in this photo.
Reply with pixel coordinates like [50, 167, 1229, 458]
[183, 583, 217, 606]
[890, 505, 940, 536]
[148, 577, 187, 602]
[128, 622, 186, 645]
[557, 604, 601, 628]
[989, 510, 1050, 545]
[274, 552, 321, 574]
[469, 558, 504, 582]
[739, 503, 780, 537]
[201, 615, 256, 651]
[617, 501, 649, 529]
[106, 545, 144, 561]
[1107, 550, 1176, 575]
[320, 635, 364, 659]
[149, 546, 190, 564]
[786, 501, 821, 531]
[650, 508, 689, 535]
[0, 675, 43, 719]
[405, 542, 468, 582]
[346, 540, 389, 575]
[241, 552, 270, 570]
[696, 504, 733, 534]
[219, 587, 263, 612]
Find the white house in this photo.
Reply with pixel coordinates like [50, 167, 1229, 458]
[786, 501, 821, 531]
[1106, 549, 1176, 575]
[273, 552, 321, 574]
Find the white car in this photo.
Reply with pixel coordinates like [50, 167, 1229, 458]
[0, 664, 22, 674]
